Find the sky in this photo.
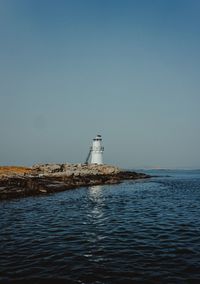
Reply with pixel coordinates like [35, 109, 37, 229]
[0, 0, 200, 169]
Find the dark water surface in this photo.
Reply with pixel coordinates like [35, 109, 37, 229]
[1, 171, 200, 283]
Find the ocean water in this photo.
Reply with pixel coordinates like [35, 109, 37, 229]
[1, 170, 200, 283]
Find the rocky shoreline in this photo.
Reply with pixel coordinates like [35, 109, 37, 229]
[0, 164, 150, 200]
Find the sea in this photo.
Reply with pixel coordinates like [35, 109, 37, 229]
[1, 170, 200, 284]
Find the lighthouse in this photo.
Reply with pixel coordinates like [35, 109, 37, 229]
[85, 135, 104, 165]
[91, 135, 104, 164]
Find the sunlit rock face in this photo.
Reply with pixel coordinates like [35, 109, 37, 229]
[31, 164, 121, 177]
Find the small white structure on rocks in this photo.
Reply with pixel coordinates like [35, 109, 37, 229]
[85, 135, 104, 165]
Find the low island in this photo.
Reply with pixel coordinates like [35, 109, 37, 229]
[0, 164, 150, 200]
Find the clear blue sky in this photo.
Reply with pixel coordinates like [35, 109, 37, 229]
[0, 0, 200, 169]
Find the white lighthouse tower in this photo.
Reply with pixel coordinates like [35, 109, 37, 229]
[85, 135, 104, 165]
[91, 135, 104, 164]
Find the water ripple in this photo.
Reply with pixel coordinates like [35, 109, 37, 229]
[1, 172, 200, 283]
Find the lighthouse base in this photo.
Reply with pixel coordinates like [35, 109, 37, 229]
[91, 152, 103, 165]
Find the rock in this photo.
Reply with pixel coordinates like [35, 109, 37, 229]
[31, 163, 120, 177]
[39, 189, 47, 193]
[0, 163, 151, 200]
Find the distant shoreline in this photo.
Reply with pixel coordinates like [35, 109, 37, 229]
[0, 164, 150, 201]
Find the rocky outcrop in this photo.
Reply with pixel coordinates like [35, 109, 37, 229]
[0, 164, 150, 200]
[31, 163, 120, 176]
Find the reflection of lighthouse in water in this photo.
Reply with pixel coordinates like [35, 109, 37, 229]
[91, 135, 104, 164]
[85, 135, 104, 165]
